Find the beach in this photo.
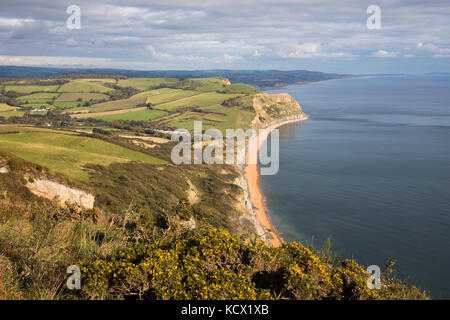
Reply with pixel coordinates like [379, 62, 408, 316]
[244, 116, 308, 247]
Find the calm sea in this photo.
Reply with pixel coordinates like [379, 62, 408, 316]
[262, 75, 450, 299]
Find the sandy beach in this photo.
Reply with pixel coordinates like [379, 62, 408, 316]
[244, 116, 308, 247]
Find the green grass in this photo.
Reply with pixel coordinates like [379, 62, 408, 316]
[84, 89, 172, 113]
[154, 92, 241, 111]
[186, 77, 229, 92]
[58, 81, 113, 93]
[84, 88, 201, 113]
[219, 83, 259, 94]
[53, 101, 83, 108]
[94, 109, 168, 121]
[0, 126, 78, 134]
[78, 78, 117, 83]
[0, 127, 166, 180]
[144, 88, 200, 105]
[85, 92, 149, 112]
[118, 78, 179, 90]
[17, 93, 60, 103]
[56, 93, 109, 102]
[4, 85, 59, 93]
[161, 104, 255, 132]
[0, 104, 16, 112]
[0, 110, 24, 118]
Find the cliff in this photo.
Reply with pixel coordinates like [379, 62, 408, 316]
[251, 92, 309, 129]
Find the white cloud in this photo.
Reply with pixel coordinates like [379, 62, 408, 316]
[278, 43, 357, 59]
[215, 54, 242, 63]
[178, 55, 207, 62]
[0, 1, 449, 71]
[416, 42, 450, 57]
[144, 45, 174, 59]
[370, 50, 397, 58]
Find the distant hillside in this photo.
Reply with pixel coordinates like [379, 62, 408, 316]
[0, 66, 349, 89]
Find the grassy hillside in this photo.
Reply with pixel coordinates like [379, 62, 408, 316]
[117, 78, 179, 90]
[94, 109, 168, 122]
[58, 81, 113, 93]
[17, 92, 60, 103]
[1, 75, 259, 132]
[56, 93, 109, 102]
[0, 126, 166, 180]
[4, 85, 59, 93]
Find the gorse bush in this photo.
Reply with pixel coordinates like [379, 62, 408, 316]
[79, 227, 428, 300]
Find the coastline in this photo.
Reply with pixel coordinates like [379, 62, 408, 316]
[244, 116, 308, 247]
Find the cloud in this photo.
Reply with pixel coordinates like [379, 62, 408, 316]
[278, 43, 357, 59]
[178, 55, 207, 62]
[144, 45, 174, 59]
[215, 54, 242, 64]
[0, 0, 449, 72]
[370, 50, 397, 58]
[416, 42, 450, 57]
[9, 20, 48, 40]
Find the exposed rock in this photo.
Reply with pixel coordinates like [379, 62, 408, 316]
[186, 179, 199, 204]
[119, 135, 169, 144]
[252, 92, 308, 129]
[221, 78, 231, 85]
[26, 179, 95, 209]
[0, 166, 9, 174]
[179, 217, 197, 230]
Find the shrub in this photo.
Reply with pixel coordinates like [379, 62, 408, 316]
[79, 227, 428, 300]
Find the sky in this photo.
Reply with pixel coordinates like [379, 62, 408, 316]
[0, 0, 449, 74]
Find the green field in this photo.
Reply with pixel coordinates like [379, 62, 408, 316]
[4, 85, 59, 93]
[0, 110, 25, 118]
[144, 88, 200, 106]
[54, 101, 83, 108]
[117, 78, 179, 90]
[153, 91, 241, 111]
[78, 78, 117, 83]
[58, 81, 113, 93]
[160, 104, 255, 131]
[1, 76, 258, 134]
[0, 103, 16, 111]
[0, 126, 166, 180]
[56, 92, 109, 102]
[17, 92, 60, 103]
[84, 90, 154, 113]
[94, 109, 168, 121]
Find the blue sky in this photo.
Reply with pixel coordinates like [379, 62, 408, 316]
[0, 0, 449, 74]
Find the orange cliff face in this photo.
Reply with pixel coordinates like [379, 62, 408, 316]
[251, 92, 308, 130]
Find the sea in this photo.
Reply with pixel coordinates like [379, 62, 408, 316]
[261, 75, 450, 299]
